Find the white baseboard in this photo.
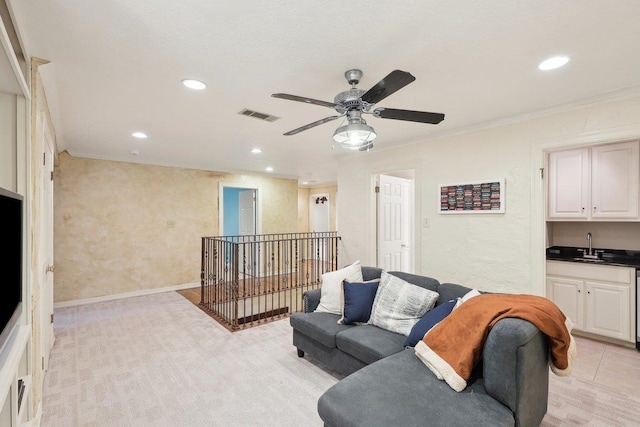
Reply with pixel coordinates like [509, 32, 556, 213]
[53, 282, 199, 309]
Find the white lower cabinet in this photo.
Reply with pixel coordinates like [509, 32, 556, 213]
[547, 276, 585, 331]
[546, 261, 635, 343]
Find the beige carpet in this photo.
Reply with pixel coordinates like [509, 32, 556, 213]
[42, 292, 338, 426]
[42, 291, 640, 426]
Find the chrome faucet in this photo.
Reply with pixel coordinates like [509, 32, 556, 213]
[584, 232, 598, 258]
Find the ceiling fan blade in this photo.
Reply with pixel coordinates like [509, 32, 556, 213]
[283, 115, 342, 136]
[361, 70, 416, 104]
[374, 108, 445, 124]
[272, 93, 337, 108]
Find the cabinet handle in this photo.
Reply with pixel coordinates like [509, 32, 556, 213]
[593, 206, 597, 212]
[578, 289, 581, 293]
[582, 207, 585, 212]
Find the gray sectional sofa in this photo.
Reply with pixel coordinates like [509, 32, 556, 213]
[289, 266, 551, 427]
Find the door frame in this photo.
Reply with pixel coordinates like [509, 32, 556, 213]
[219, 182, 262, 236]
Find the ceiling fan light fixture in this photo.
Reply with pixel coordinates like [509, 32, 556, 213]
[332, 122, 377, 150]
[358, 141, 374, 152]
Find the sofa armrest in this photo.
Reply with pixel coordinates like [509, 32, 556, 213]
[302, 288, 321, 313]
[483, 318, 549, 427]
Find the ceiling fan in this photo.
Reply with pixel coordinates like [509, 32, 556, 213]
[272, 69, 445, 151]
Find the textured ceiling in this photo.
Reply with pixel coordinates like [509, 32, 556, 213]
[10, 0, 640, 184]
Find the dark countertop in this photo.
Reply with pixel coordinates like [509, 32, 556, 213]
[546, 246, 640, 268]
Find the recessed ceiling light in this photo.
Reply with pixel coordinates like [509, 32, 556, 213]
[302, 181, 309, 185]
[538, 56, 570, 71]
[251, 148, 262, 154]
[182, 79, 207, 90]
[132, 132, 147, 139]
[265, 166, 274, 172]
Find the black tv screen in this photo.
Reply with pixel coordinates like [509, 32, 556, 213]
[0, 186, 23, 354]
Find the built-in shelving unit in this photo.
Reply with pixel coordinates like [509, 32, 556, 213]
[1, 3, 33, 427]
[0, 327, 31, 427]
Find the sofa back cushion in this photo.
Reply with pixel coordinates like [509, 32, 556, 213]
[435, 283, 474, 306]
[362, 266, 384, 281]
[387, 271, 440, 292]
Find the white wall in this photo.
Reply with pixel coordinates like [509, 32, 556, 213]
[337, 95, 640, 296]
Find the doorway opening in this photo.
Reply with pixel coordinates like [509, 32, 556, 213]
[310, 193, 330, 233]
[219, 184, 261, 276]
[376, 171, 415, 273]
[219, 184, 260, 236]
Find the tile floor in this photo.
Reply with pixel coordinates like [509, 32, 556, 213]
[571, 335, 640, 397]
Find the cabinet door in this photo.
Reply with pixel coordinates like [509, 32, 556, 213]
[547, 148, 590, 219]
[591, 141, 639, 219]
[584, 280, 631, 341]
[546, 276, 584, 330]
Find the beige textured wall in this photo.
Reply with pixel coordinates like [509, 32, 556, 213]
[337, 96, 640, 295]
[297, 187, 310, 232]
[54, 153, 298, 302]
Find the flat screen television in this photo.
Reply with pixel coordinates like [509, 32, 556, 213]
[0, 186, 23, 354]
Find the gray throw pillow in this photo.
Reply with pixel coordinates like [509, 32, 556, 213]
[368, 271, 439, 336]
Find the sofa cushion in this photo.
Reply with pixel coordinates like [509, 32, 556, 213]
[318, 350, 515, 427]
[338, 280, 380, 325]
[388, 271, 440, 292]
[435, 282, 474, 306]
[315, 260, 363, 314]
[289, 312, 352, 348]
[335, 325, 406, 365]
[404, 300, 456, 347]
[362, 266, 383, 281]
[368, 271, 439, 336]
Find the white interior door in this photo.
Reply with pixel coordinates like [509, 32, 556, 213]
[41, 112, 55, 369]
[238, 189, 256, 236]
[377, 174, 412, 272]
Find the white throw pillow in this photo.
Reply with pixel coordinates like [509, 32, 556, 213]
[368, 271, 439, 336]
[314, 260, 363, 314]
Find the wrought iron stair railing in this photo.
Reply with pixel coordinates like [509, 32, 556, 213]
[200, 232, 340, 330]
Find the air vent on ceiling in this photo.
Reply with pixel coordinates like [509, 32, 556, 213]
[239, 109, 280, 122]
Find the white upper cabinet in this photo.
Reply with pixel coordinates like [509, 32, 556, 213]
[591, 141, 639, 218]
[547, 141, 640, 221]
[548, 148, 590, 219]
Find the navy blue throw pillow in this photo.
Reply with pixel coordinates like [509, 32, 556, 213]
[403, 300, 456, 347]
[340, 280, 380, 325]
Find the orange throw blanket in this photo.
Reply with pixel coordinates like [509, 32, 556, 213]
[414, 294, 576, 392]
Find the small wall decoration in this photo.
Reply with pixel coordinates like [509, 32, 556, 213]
[438, 179, 505, 214]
